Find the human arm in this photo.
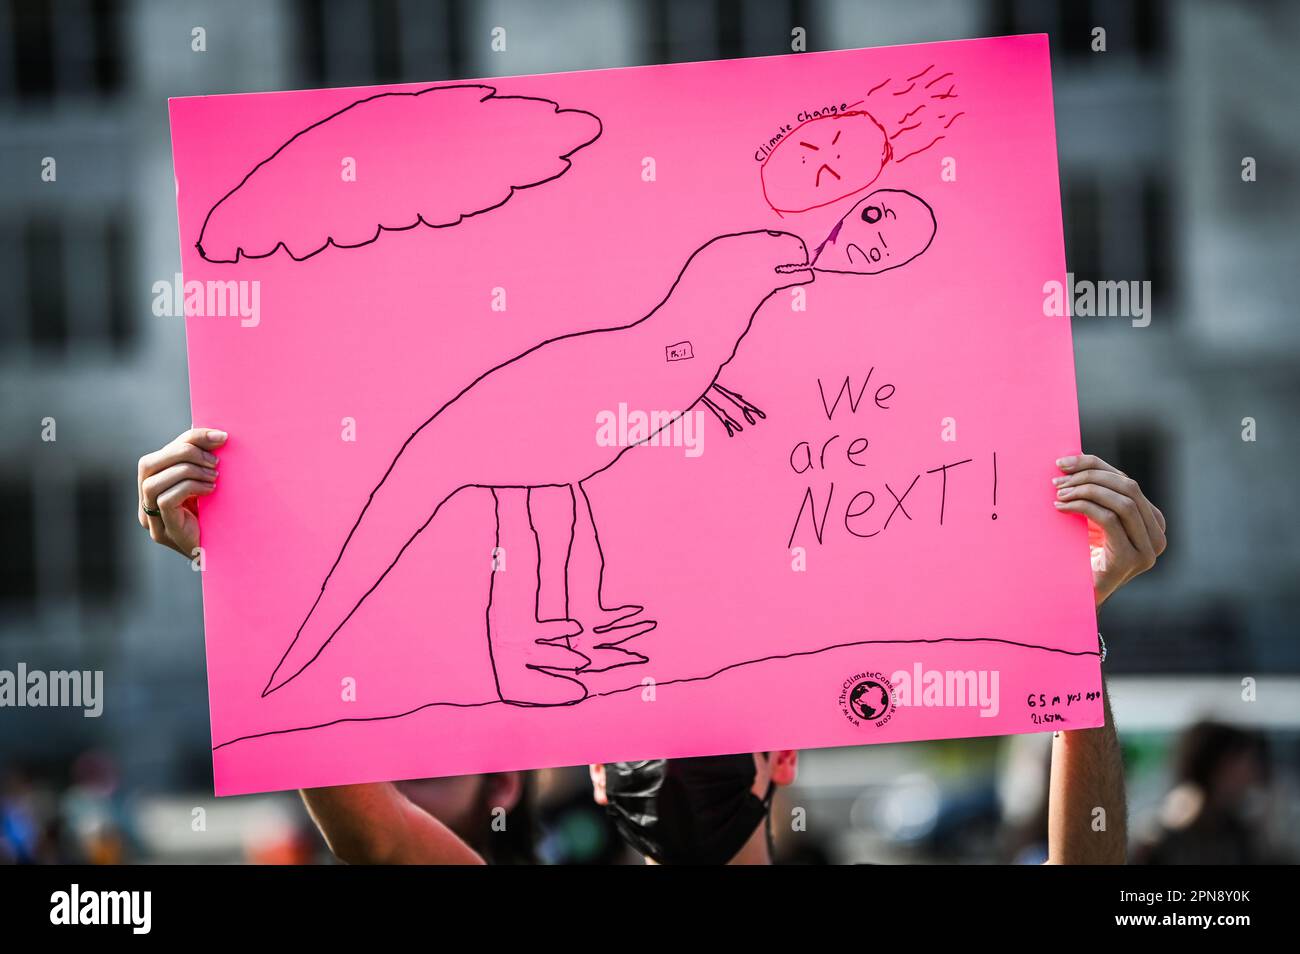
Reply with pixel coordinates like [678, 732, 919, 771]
[299, 783, 485, 865]
[1045, 453, 1166, 863]
[137, 429, 484, 864]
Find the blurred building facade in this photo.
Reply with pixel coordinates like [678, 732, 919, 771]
[1, 0, 1297, 800]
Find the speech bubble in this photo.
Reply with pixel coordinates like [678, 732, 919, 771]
[810, 188, 936, 275]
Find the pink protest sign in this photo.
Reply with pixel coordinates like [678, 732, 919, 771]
[169, 35, 1100, 796]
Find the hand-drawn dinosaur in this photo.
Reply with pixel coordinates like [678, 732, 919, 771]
[263, 229, 814, 704]
[198, 79, 943, 709]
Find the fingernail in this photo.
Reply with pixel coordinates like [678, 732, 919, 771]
[1051, 476, 1067, 485]
[202, 451, 218, 466]
[207, 430, 228, 443]
[1053, 500, 1066, 508]
[1057, 487, 1071, 498]
[1056, 456, 1076, 469]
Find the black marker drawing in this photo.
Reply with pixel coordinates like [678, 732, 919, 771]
[263, 228, 815, 704]
[216, 635, 1098, 752]
[196, 78, 951, 726]
[196, 83, 603, 264]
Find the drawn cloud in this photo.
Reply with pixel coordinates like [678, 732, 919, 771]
[759, 64, 964, 216]
[195, 84, 603, 263]
[761, 111, 893, 215]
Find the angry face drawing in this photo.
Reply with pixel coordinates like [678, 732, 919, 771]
[760, 111, 893, 214]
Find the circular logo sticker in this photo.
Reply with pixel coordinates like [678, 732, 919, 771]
[839, 671, 896, 728]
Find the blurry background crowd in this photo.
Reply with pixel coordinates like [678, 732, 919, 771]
[1, 0, 1297, 863]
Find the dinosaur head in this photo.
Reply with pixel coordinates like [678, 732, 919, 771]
[660, 230, 812, 368]
[700, 229, 813, 296]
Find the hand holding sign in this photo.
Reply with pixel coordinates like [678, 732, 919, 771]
[170, 37, 1107, 795]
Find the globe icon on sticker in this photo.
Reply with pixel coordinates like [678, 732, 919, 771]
[848, 679, 890, 721]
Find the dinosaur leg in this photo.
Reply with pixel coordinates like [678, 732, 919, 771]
[567, 481, 655, 673]
[700, 395, 744, 437]
[528, 485, 581, 651]
[486, 488, 589, 706]
[711, 382, 766, 426]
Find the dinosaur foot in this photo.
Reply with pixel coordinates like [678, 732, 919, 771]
[579, 642, 650, 674]
[573, 604, 656, 673]
[712, 383, 765, 425]
[491, 618, 591, 706]
[497, 664, 590, 707]
[703, 383, 766, 438]
[586, 603, 651, 636]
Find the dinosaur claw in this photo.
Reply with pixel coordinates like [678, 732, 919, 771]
[577, 645, 649, 673]
[707, 383, 765, 437]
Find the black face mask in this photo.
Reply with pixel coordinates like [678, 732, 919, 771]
[602, 754, 775, 865]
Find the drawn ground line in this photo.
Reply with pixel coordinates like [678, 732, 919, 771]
[213, 635, 1099, 752]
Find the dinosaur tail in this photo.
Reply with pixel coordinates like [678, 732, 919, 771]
[262, 429, 465, 697]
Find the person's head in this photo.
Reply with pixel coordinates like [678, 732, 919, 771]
[1173, 721, 1269, 812]
[396, 772, 536, 864]
[588, 751, 798, 865]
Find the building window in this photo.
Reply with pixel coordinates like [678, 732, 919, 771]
[716, 0, 744, 58]
[1141, 174, 1172, 310]
[1131, 0, 1166, 60]
[1062, 175, 1103, 286]
[2, 212, 136, 356]
[298, 0, 467, 88]
[74, 478, 119, 604]
[987, 0, 1167, 65]
[1060, 171, 1175, 319]
[12, 0, 56, 98]
[0, 226, 17, 350]
[0, 479, 37, 611]
[0, 474, 125, 616]
[3, 0, 125, 101]
[648, 0, 816, 64]
[24, 216, 67, 350]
